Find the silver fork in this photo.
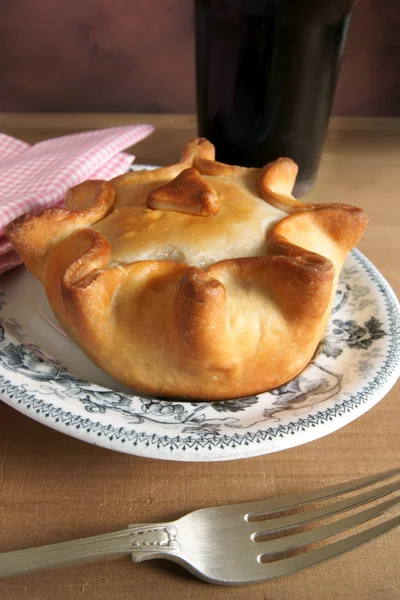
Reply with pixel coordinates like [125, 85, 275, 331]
[1, 469, 399, 584]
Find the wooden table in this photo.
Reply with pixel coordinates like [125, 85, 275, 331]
[0, 115, 399, 600]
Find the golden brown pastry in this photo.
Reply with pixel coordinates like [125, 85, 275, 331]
[6, 138, 368, 399]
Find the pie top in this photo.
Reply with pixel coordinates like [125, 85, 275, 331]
[93, 168, 287, 270]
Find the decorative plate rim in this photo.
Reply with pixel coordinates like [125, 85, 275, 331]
[0, 249, 399, 462]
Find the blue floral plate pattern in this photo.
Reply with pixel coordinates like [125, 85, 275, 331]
[0, 244, 399, 461]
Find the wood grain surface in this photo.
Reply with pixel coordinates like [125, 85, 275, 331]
[0, 114, 399, 600]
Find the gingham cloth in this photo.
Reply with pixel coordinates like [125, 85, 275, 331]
[0, 124, 154, 275]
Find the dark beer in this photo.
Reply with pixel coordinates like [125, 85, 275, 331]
[194, 0, 352, 195]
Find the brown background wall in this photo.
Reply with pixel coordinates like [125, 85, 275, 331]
[0, 0, 398, 115]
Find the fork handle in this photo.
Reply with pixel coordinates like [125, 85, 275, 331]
[0, 523, 179, 579]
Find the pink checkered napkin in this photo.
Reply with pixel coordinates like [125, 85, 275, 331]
[0, 124, 153, 275]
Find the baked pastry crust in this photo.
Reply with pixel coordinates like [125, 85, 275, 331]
[6, 138, 368, 399]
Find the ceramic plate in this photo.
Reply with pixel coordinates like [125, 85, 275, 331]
[1, 168, 399, 461]
[1, 249, 399, 461]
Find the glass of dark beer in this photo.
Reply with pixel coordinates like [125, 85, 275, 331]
[194, 0, 353, 196]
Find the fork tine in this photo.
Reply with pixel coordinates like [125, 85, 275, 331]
[255, 495, 399, 554]
[257, 514, 400, 581]
[250, 479, 400, 535]
[242, 468, 399, 519]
